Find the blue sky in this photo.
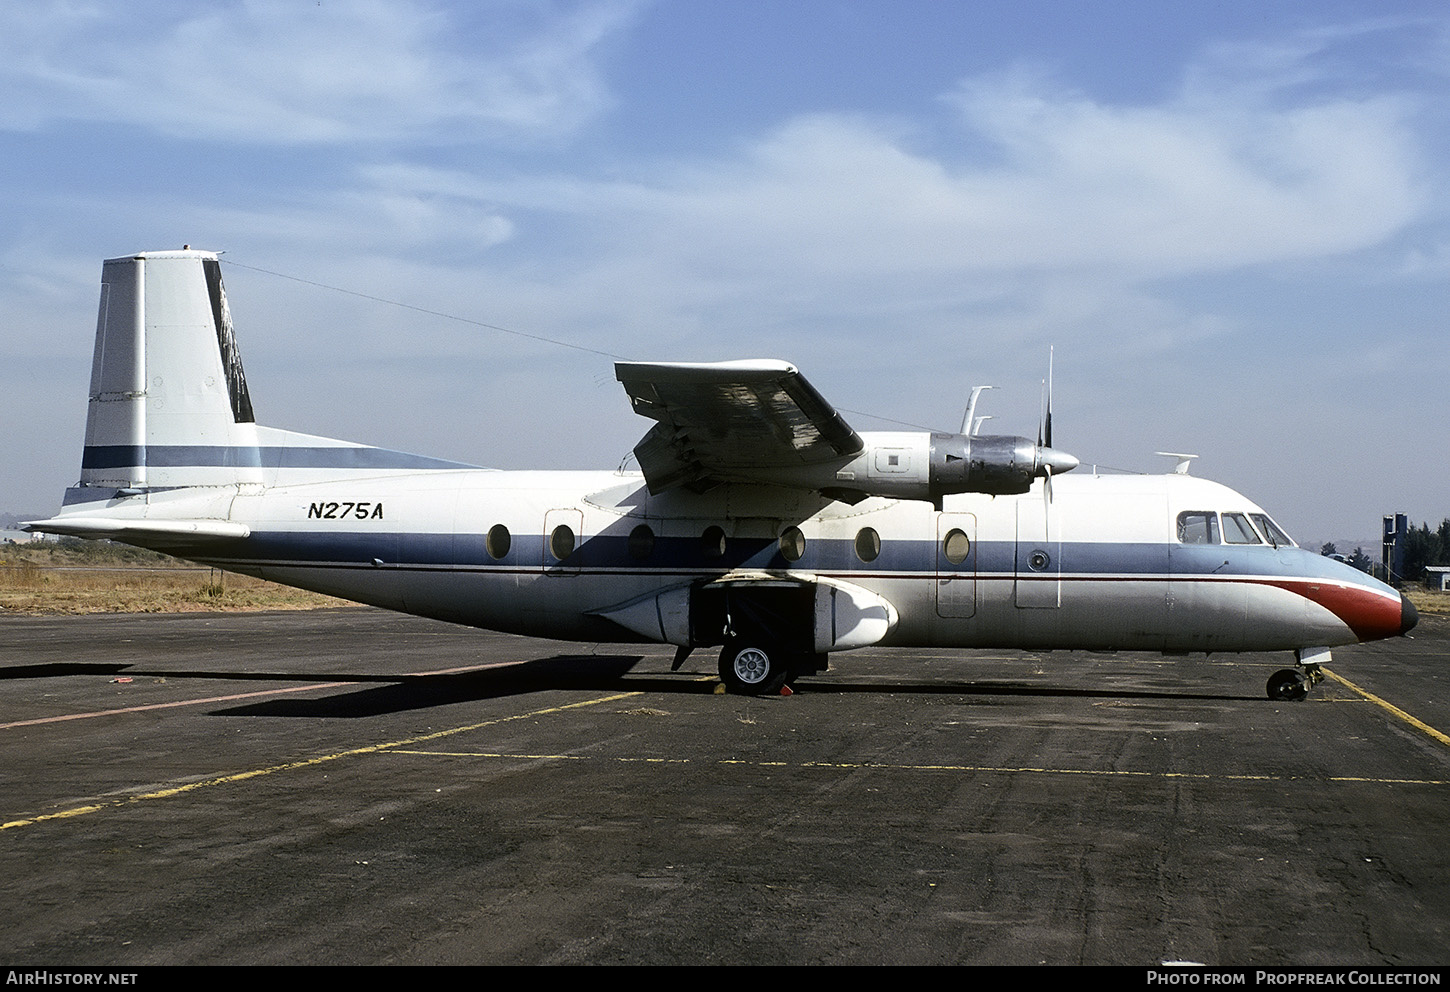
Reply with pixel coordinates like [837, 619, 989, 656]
[2, 0, 1447, 544]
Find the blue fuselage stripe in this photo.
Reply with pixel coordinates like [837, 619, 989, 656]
[215, 530, 1348, 583]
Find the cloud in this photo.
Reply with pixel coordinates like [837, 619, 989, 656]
[345, 53, 1425, 358]
[0, 0, 641, 144]
[948, 74, 1421, 266]
[3, 8, 1444, 536]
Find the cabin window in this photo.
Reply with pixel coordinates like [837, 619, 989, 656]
[943, 528, 971, 564]
[486, 524, 511, 560]
[628, 524, 655, 560]
[854, 527, 881, 563]
[701, 525, 727, 559]
[779, 526, 805, 562]
[1222, 512, 1263, 545]
[549, 524, 576, 561]
[1177, 511, 1220, 544]
[1251, 513, 1295, 548]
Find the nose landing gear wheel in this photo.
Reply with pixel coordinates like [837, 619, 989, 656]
[719, 641, 791, 696]
[1267, 668, 1309, 701]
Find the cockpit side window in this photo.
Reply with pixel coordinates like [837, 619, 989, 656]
[1222, 512, 1263, 545]
[1176, 511, 1220, 544]
[1249, 513, 1295, 548]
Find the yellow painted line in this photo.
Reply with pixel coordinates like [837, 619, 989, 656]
[391, 751, 591, 760]
[1, 691, 641, 831]
[390, 750, 696, 765]
[1324, 668, 1450, 748]
[385, 750, 1450, 786]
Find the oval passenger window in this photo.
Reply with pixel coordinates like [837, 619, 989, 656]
[486, 524, 511, 560]
[550, 524, 575, 561]
[943, 528, 970, 564]
[855, 527, 880, 563]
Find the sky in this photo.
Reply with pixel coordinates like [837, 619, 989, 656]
[2, 0, 1447, 546]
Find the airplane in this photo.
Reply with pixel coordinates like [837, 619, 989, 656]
[26, 249, 1418, 701]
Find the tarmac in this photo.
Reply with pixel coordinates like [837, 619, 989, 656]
[1, 607, 1447, 965]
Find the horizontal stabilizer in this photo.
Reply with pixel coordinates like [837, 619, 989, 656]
[23, 517, 251, 541]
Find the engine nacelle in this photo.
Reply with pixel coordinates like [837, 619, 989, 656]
[694, 430, 1079, 506]
[930, 433, 1045, 497]
[811, 431, 1078, 504]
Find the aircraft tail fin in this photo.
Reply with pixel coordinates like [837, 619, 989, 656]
[61, 249, 480, 512]
[80, 249, 263, 492]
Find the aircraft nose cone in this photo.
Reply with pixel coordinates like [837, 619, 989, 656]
[1039, 446, 1080, 476]
[1401, 593, 1419, 636]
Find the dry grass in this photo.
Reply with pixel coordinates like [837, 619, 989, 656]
[1404, 588, 1450, 615]
[0, 540, 349, 615]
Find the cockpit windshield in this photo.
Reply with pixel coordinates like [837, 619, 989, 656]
[1176, 510, 1297, 548]
[1249, 513, 1295, 548]
[1222, 512, 1263, 544]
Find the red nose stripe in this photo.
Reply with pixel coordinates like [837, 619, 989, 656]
[1265, 580, 1403, 642]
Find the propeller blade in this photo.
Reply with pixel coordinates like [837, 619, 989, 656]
[1037, 385, 1044, 448]
[1044, 346, 1054, 449]
[1043, 463, 1053, 536]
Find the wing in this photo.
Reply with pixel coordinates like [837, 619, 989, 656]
[615, 360, 864, 494]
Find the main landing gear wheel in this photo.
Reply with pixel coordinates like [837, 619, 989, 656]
[718, 641, 791, 696]
[1267, 668, 1309, 702]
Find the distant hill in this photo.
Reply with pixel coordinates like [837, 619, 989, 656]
[1309, 537, 1380, 557]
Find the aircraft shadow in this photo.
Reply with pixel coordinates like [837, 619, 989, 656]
[203, 653, 1262, 717]
[209, 654, 662, 718]
[781, 678, 1262, 703]
[0, 655, 1263, 709]
[0, 662, 135, 680]
[0, 661, 436, 685]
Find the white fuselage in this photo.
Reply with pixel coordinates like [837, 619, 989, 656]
[108, 466, 1404, 657]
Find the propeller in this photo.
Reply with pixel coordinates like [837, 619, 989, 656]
[1032, 345, 1080, 545]
[931, 354, 1077, 508]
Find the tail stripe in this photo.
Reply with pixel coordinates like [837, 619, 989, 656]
[81, 444, 476, 471]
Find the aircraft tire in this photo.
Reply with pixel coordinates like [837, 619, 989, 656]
[718, 641, 791, 696]
[1266, 668, 1309, 702]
